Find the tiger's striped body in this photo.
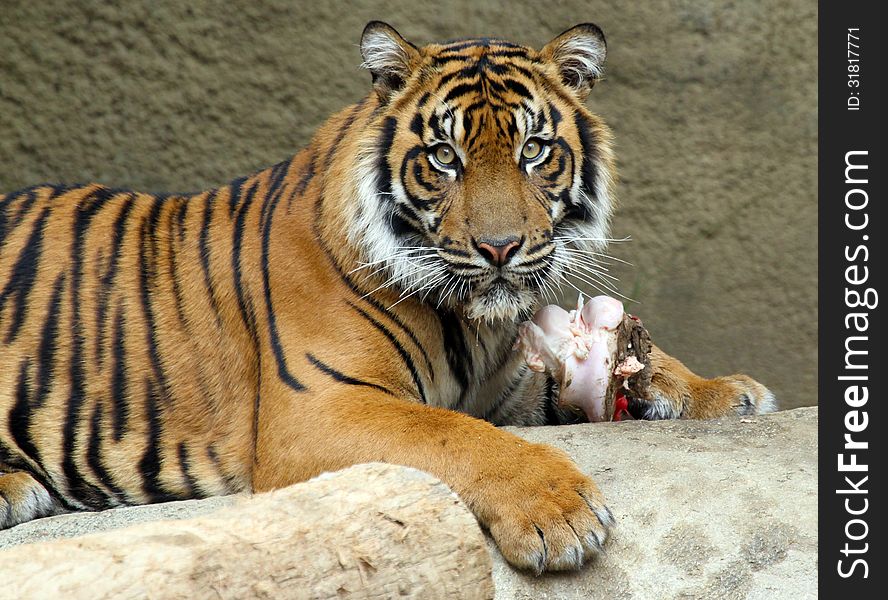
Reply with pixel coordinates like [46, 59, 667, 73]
[1, 23, 774, 572]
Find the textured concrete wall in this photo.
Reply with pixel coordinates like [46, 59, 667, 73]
[0, 1, 816, 409]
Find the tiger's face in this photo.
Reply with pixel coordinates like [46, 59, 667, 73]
[351, 23, 616, 322]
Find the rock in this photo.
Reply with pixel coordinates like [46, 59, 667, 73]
[0, 408, 816, 599]
[494, 407, 817, 599]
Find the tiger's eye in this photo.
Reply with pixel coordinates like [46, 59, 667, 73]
[434, 144, 456, 165]
[522, 139, 543, 160]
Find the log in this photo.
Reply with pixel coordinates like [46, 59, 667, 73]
[0, 463, 494, 599]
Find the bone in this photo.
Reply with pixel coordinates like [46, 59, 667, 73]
[515, 295, 652, 422]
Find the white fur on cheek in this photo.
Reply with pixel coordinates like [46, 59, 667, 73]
[347, 146, 401, 273]
[559, 147, 614, 254]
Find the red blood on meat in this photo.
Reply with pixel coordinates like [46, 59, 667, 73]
[613, 392, 629, 421]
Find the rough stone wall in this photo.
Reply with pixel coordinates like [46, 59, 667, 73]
[0, 1, 816, 409]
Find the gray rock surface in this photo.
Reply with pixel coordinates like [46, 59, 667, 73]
[0, 1, 817, 410]
[1, 408, 817, 599]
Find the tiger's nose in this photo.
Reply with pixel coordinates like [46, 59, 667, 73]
[474, 236, 523, 267]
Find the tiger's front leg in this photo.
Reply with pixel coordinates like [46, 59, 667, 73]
[252, 387, 613, 574]
[628, 345, 777, 420]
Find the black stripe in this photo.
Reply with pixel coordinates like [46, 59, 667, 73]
[349, 303, 427, 403]
[553, 138, 575, 185]
[519, 252, 554, 271]
[487, 49, 532, 59]
[198, 190, 223, 327]
[443, 81, 483, 103]
[462, 110, 476, 147]
[377, 116, 398, 199]
[440, 38, 526, 52]
[206, 444, 242, 492]
[231, 180, 264, 469]
[259, 162, 293, 234]
[63, 186, 114, 510]
[574, 112, 600, 205]
[177, 442, 202, 498]
[138, 378, 179, 503]
[440, 39, 492, 52]
[427, 112, 447, 140]
[316, 239, 435, 378]
[0, 187, 39, 251]
[409, 113, 425, 138]
[390, 212, 423, 237]
[296, 163, 315, 198]
[2, 385, 76, 510]
[86, 400, 128, 503]
[232, 181, 260, 338]
[0, 206, 51, 344]
[8, 359, 42, 467]
[499, 78, 533, 100]
[429, 55, 474, 67]
[32, 273, 66, 410]
[526, 239, 552, 255]
[543, 377, 560, 425]
[400, 148, 436, 212]
[490, 61, 536, 79]
[306, 353, 396, 397]
[411, 159, 439, 193]
[265, 160, 291, 215]
[95, 195, 135, 366]
[227, 177, 246, 217]
[261, 185, 306, 393]
[167, 197, 190, 330]
[437, 64, 483, 89]
[439, 310, 471, 409]
[110, 304, 129, 441]
[175, 192, 189, 241]
[138, 195, 172, 402]
[549, 104, 563, 132]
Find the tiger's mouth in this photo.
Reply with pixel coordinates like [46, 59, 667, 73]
[459, 269, 543, 323]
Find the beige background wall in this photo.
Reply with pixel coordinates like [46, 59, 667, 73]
[0, 1, 817, 409]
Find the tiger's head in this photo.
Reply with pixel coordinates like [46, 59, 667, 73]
[349, 22, 617, 323]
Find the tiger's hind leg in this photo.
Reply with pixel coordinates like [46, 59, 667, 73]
[0, 471, 62, 529]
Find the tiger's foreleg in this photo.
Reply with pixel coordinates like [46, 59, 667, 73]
[253, 387, 613, 574]
[629, 345, 777, 420]
[0, 471, 64, 529]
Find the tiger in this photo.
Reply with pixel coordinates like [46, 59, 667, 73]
[0, 21, 776, 573]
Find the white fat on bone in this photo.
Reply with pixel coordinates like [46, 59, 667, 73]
[515, 294, 640, 422]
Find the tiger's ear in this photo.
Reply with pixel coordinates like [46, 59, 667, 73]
[540, 23, 607, 100]
[361, 21, 419, 102]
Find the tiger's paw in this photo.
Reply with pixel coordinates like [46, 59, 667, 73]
[630, 371, 778, 420]
[0, 471, 59, 529]
[478, 443, 614, 574]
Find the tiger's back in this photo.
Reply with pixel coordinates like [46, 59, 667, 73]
[0, 180, 266, 511]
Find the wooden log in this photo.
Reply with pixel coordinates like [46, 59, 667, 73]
[0, 463, 494, 599]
